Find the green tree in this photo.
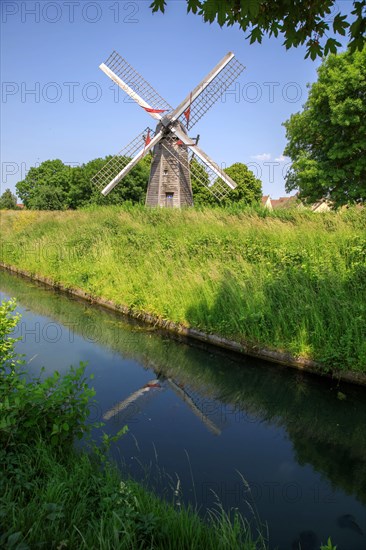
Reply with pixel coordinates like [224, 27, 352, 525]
[283, 47, 366, 207]
[150, 0, 366, 59]
[191, 158, 217, 206]
[68, 157, 108, 209]
[68, 155, 151, 208]
[220, 163, 262, 205]
[16, 160, 72, 210]
[15, 156, 151, 210]
[0, 189, 17, 210]
[28, 186, 68, 211]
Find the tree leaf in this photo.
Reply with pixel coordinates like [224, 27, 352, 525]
[187, 0, 202, 14]
[149, 0, 166, 14]
[217, 1, 227, 26]
[249, 26, 263, 44]
[332, 13, 349, 35]
[248, 0, 260, 18]
[202, 0, 219, 23]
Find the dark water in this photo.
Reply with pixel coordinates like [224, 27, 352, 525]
[1, 268, 365, 550]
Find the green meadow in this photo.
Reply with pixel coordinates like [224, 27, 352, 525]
[1, 205, 365, 373]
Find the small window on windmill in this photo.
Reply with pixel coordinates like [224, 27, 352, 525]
[163, 168, 168, 177]
[166, 192, 174, 207]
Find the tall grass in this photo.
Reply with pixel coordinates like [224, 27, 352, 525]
[2, 441, 265, 550]
[0, 205, 365, 372]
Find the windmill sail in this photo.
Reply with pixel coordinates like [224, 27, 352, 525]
[167, 53, 245, 130]
[92, 127, 158, 194]
[161, 134, 235, 201]
[101, 51, 172, 115]
[179, 57, 244, 129]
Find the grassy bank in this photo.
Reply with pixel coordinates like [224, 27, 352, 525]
[0, 299, 265, 550]
[3, 442, 264, 549]
[0, 205, 365, 372]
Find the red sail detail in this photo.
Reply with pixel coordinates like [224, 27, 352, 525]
[144, 129, 151, 147]
[183, 106, 191, 123]
[144, 107, 167, 113]
[183, 93, 192, 127]
[177, 139, 196, 147]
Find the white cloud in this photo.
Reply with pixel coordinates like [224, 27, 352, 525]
[275, 155, 286, 162]
[251, 153, 271, 161]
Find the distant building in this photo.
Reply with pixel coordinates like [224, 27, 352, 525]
[260, 194, 332, 212]
[271, 195, 302, 209]
[16, 204, 24, 209]
[261, 194, 302, 210]
[270, 197, 290, 209]
[310, 200, 332, 212]
[261, 195, 272, 210]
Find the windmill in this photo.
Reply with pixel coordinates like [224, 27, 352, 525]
[92, 51, 245, 207]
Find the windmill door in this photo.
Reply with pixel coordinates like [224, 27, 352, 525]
[165, 192, 174, 207]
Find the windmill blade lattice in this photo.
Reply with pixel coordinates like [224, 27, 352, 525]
[92, 128, 155, 192]
[166, 379, 225, 436]
[161, 135, 233, 201]
[178, 57, 244, 130]
[103, 51, 173, 113]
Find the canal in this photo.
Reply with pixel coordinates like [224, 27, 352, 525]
[1, 268, 365, 550]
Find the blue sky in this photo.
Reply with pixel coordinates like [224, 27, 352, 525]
[1, 0, 352, 199]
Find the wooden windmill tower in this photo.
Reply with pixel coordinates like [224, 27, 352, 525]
[92, 51, 245, 206]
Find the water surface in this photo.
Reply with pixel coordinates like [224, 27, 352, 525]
[1, 269, 365, 550]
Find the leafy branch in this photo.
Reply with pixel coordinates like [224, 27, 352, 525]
[150, 0, 366, 59]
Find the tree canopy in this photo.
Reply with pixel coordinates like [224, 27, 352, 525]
[0, 189, 17, 210]
[221, 163, 262, 205]
[15, 156, 261, 210]
[67, 155, 151, 209]
[190, 159, 217, 206]
[16, 156, 152, 210]
[150, 0, 366, 59]
[283, 47, 366, 207]
[191, 159, 262, 206]
[16, 160, 72, 210]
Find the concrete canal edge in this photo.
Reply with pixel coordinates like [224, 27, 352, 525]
[1, 262, 366, 387]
